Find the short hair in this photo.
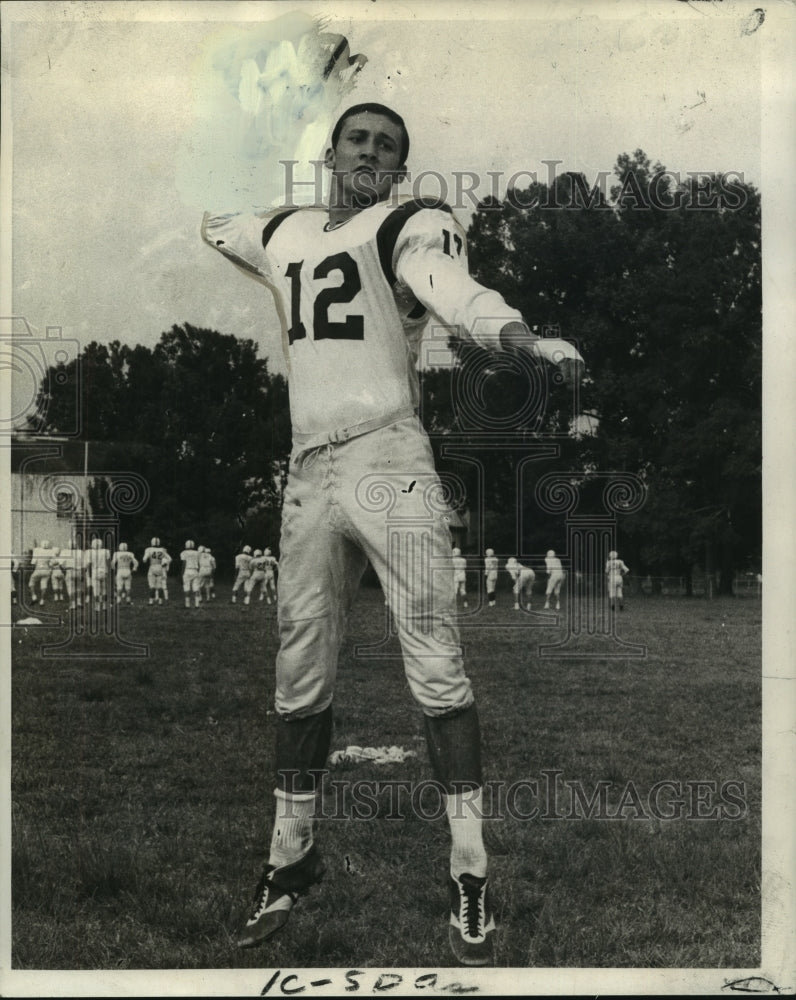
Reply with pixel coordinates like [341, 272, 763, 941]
[331, 103, 410, 164]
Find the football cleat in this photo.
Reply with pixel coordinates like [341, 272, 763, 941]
[448, 872, 496, 966]
[237, 845, 326, 948]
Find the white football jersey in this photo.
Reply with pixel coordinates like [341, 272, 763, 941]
[235, 552, 253, 572]
[518, 567, 535, 587]
[202, 197, 522, 439]
[31, 546, 53, 569]
[181, 549, 201, 573]
[545, 554, 564, 574]
[606, 557, 629, 578]
[249, 555, 267, 575]
[85, 547, 110, 575]
[112, 551, 138, 574]
[506, 561, 534, 585]
[143, 546, 169, 569]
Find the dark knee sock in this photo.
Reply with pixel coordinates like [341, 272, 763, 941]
[423, 703, 483, 792]
[275, 704, 333, 794]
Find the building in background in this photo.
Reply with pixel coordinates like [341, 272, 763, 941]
[11, 435, 101, 555]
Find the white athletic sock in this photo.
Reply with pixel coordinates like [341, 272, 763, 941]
[268, 789, 316, 870]
[446, 786, 487, 879]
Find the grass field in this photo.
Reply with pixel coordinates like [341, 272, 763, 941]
[10, 581, 761, 970]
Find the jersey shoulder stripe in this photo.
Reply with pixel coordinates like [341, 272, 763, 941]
[261, 209, 301, 251]
[376, 198, 453, 286]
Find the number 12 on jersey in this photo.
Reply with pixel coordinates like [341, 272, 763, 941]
[286, 253, 364, 345]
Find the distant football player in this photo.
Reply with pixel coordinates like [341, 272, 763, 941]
[203, 101, 584, 965]
[452, 547, 468, 608]
[49, 550, 66, 603]
[484, 549, 499, 607]
[263, 548, 279, 605]
[605, 550, 630, 611]
[198, 546, 217, 603]
[28, 539, 54, 605]
[231, 545, 253, 603]
[17, 550, 34, 603]
[60, 543, 85, 609]
[543, 550, 565, 611]
[161, 549, 173, 601]
[85, 538, 111, 610]
[112, 543, 139, 605]
[243, 549, 267, 606]
[181, 540, 201, 608]
[505, 557, 536, 611]
[143, 537, 170, 605]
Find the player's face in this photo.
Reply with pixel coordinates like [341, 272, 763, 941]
[326, 112, 406, 208]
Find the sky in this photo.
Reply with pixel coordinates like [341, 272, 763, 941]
[1, 0, 775, 421]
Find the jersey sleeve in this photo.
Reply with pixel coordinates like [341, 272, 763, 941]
[201, 210, 283, 282]
[391, 203, 523, 350]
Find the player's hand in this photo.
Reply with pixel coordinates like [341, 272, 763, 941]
[529, 337, 585, 387]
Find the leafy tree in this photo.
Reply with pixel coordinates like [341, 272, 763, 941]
[24, 325, 290, 561]
[463, 154, 761, 588]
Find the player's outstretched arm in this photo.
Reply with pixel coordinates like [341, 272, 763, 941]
[393, 211, 584, 385]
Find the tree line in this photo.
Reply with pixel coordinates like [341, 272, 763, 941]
[23, 150, 761, 591]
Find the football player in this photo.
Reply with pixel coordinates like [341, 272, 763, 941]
[203, 102, 584, 965]
[60, 542, 85, 609]
[49, 550, 66, 602]
[85, 538, 111, 610]
[231, 545, 253, 603]
[505, 557, 536, 611]
[243, 549, 267, 605]
[143, 537, 170, 605]
[112, 543, 139, 605]
[161, 550, 173, 601]
[452, 547, 468, 608]
[263, 548, 279, 605]
[605, 550, 630, 611]
[181, 540, 201, 608]
[198, 546, 217, 603]
[543, 549, 565, 611]
[484, 548, 499, 607]
[28, 539, 54, 605]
